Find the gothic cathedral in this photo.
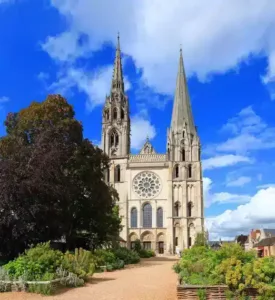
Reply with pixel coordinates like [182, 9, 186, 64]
[101, 36, 204, 255]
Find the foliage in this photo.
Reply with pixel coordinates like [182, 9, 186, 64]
[4, 242, 63, 281]
[138, 249, 156, 258]
[131, 240, 155, 258]
[0, 95, 121, 259]
[133, 239, 142, 253]
[197, 289, 207, 300]
[193, 232, 207, 247]
[62, 248, 95, 280]
[111, 247, 140, 265]
[93, 249, 126, 271]
[174, 243, 275, 298]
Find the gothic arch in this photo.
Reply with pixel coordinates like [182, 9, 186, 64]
[130, 207, 138, 228]
[140, 231, 154, 242]
[109, 129, 119, 147]
[174, 201, 180, 217]
[157, 233, 165, 242]
[113, 107, 118, 120]
[173, 164, 179, 178]
[104, 108, 109, 121]
[142, 202, 152, 228]
[156, 207, 163, 228]
[114, 165, 121, 182]
[129, 232, 138, 242]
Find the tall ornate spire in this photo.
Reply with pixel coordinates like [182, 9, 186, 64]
[170, 48, 196, 134]
[111, 33, 124, 93]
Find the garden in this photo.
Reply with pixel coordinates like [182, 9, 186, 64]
[174, 238, 275, 299]
[0, 240, 155, 295]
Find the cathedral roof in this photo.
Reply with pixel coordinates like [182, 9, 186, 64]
[139, 137, 156, 154]
[170, 48, 196, 134]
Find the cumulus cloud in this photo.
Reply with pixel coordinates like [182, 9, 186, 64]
[49, 65, 131, 110]
[206, 106, 275, 155]
[226, 176, 251, 187]
[207, 186, 275, 240]
[43, 0, 275, 97]
[202, 154, 251, 170]
[203, 177, 250, 208]
[131, 114, 156, 150]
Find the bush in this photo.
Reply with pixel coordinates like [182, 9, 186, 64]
[62, 248, 95, 281]
[93, 249, 116, 267]
[138, 249, 155, 258]
[174, 243, 275, 298]
[2, 243, 95, 295]
[4, 242, 63, 281]
[112, 247, 140, 265]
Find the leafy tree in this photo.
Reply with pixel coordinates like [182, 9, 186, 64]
[193, 231, 208, 247]
[0, 95, 121, 258]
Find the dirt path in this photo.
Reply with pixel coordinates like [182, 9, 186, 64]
[1, 257, 178, 300]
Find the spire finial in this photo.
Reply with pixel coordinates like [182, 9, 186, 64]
[111, 33, 124, 93]
[146, 135, 149, 141]
[117, 31, 120, 50]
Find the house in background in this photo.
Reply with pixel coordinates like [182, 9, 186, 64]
[245, 229, 275, 251]
[235, 234, 248, 249]
[253, 237, 275, 257]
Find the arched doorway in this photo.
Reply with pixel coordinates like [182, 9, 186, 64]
[141, 231, 154, 250]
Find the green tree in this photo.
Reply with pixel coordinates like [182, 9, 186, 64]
[0, 95, 121, 258]
[193, 232, 207, 247]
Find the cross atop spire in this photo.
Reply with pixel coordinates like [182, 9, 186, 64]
[170, 48, 196, 134]
[111, 33, 124, 93]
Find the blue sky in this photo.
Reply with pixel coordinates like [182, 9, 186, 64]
[1, 0, 275, 240]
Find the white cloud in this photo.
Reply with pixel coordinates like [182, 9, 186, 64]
[257, 183, 275, 189]
[131, 114, 156, 150]
[202, 154, 251, 170]
[49, 65, 131, 110]
[43, 0, 275, 97]
[207, 186, 275, 240]
[203, 177, 250, 208]
[226, 176, 251, 187]
[206, 106, 275, 155]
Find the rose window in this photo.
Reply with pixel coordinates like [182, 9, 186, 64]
[133, 171, 161, 199]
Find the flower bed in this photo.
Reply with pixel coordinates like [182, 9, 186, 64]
[0, 242, 149, 294]
[174, 244, 275, 299]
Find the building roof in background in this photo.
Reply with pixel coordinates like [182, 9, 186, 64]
[254, 237, 275, 247]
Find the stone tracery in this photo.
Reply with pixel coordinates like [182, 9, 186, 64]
[133, 171, 161, 199]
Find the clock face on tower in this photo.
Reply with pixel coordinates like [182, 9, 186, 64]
[133, 171, 162, 199]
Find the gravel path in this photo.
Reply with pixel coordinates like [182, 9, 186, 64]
[1, 256, 178, 300]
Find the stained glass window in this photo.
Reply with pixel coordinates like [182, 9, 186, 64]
[157, 207, 163, 228]
[133, 171, 161, 199]
[131, 208, 137, 228]
[143, 203, 152, 228]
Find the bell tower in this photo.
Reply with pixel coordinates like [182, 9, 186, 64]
[101, 34, 130, 158]
[167, 48, 204, 251]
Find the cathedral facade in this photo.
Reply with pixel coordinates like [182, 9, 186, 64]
[101, 36, 204, 255]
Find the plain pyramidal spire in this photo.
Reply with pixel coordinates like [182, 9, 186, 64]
[111, 33, 124, 92]
[170, 47, 196, 134]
